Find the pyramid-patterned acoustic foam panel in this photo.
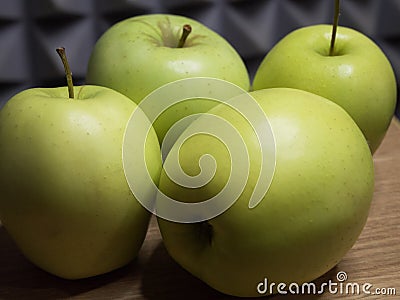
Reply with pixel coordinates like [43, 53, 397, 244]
[0, 0, 399, 117]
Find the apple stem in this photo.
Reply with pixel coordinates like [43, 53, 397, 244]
[329, 0, 341, 56]
[56, 47, 74, 99]
[177, 24, 192, 48]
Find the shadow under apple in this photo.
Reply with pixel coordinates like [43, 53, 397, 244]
[0, 224, 135, 299]
[140, 239, 339, 300]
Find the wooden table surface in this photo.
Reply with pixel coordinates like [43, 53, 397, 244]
[0, 120, 399, 300]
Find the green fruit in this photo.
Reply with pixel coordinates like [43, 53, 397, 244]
[86, 14, 250, 142]
[157, 88, 374, 297]
[253, 25, 397, 153]
[0, 85, 161, 279]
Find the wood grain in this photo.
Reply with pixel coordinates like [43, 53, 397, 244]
[0, 120, 399, 300]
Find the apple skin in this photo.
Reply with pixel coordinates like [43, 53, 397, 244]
[86, 14, 250, 102]
[157, 88, 374, 297]
[86, 14, 250, 142]
[0, 85, 161, 279]
[253, 25, 397, 154]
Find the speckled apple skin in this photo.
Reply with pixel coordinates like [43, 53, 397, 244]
[86, 14, 251, 142]
[157, 88, 374, 297]
[0, 85, 161, 279]
[253, 25, 397, 153]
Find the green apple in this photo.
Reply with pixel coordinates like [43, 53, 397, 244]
[86, 14, 250, 142]
[252, 24, 397, 153]
[0, 49, 162, 279]
[156, 88, 374, 297]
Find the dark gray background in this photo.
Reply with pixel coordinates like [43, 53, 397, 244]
[0, 0, 399, 118]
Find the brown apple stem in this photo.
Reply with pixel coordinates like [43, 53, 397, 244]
[56, 47, 74, 99]
[329, 0, 341, 56]
[177, 24, 192, 48]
